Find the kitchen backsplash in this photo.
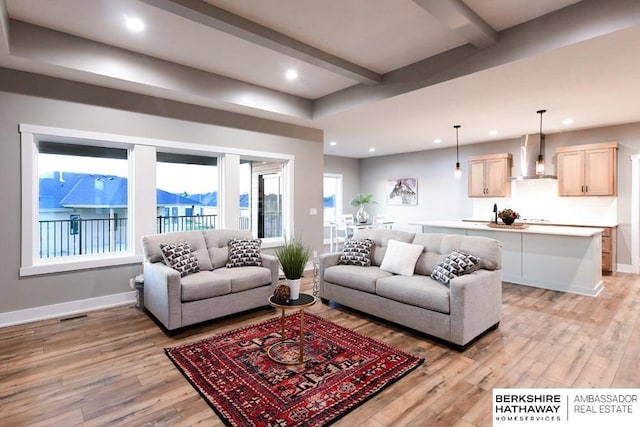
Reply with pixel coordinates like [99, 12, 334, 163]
[471, 179, 618, 226]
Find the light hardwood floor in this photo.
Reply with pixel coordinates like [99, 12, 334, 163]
[1, 273, 639, 426]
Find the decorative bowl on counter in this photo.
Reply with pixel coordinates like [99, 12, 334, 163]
[498, 209, 520, 225]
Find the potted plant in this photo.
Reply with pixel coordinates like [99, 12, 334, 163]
[498, 208, 520, 225]
[350, 193, 375, 223]
[275, 236, 311, 300]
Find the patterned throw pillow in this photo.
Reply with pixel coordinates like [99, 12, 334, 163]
[430, 249, 480, 286]
[160, 241, 200, 277]
[339, 238, 374, 267]
[226, 238, 262, 268]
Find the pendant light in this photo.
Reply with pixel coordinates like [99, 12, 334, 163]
[454, 125, 462, 178]
[535, 109, 547, 176]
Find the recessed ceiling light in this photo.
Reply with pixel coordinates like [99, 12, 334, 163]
[433, 138, 442, 144]
[329, 141, 337, 146]
[562, 118, 574, 125]
[125, 16, 145, 32]
[489, 129, 498, 136]
[369, 148, 375, 152]
[285, 69, 298, 80]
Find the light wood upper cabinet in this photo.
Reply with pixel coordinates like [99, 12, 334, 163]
[468, 153, 512, 197]
[556, 142, 618, 196]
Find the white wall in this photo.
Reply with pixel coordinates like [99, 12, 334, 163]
[471, 180, 617, 226]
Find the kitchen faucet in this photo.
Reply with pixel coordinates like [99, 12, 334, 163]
[493, 203, 498, 224]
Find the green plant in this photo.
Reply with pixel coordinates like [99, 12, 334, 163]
[275, 236, 311, 279]
[350, 193, 375, 208]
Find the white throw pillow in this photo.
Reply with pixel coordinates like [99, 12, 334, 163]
[379, 239, 424, 276]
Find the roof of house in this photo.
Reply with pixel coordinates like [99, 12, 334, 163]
[39, 172, 249, 209]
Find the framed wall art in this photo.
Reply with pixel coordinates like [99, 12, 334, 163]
[386, 177, 417, 205]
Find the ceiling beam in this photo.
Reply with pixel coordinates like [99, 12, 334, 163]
[315, 0, 640, 119]
[140, 0, 382, 85]
[413, 0, 497, 48]
[7, 20, 314, 120]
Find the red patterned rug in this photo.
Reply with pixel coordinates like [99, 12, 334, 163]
[165, 312, 424, 426]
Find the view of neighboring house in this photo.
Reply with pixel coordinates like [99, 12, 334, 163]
[38, 171, 250, 258]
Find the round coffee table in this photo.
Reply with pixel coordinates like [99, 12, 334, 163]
[267, 292, 316, 365]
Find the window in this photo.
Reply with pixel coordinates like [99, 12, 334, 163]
[20, 124, 294, 276]
[156, 153, 218, 233]
[38, 142, 129, 259]
[323, 174, 343, 223]
[241, 160, 286, 239]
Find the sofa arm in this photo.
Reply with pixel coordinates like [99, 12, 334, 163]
[260, 253, 280, 288]
[319, 252, 341, 273]
[319, 252, 341, 297]
[448, 269, 502, 346]
[143, 261, 182, 330]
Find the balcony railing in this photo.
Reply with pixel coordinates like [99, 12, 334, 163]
[156, 214, 218, 233]
[39, 217, 128, 259]
[38, 212, 282, 259]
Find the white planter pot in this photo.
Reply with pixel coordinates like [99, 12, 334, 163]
[286, 278, 301, 300]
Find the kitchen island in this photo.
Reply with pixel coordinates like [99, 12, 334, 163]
[411, 220, 603, 296]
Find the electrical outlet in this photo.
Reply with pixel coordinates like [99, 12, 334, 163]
[313, 250, 318, 258]
[309, 208, 318, 215]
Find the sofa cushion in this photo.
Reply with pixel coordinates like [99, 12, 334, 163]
[376, 275, 451, 314]
[203, 229, 253, 268]
[352, 229, 416, 266]
[339, 238, 374, 266]
[160, 241, 200, 277]
[430, 250, 480, 286]
[142, 231, 213, 271]
[379, 239, 424, 276]
[323, 265, 392, 294]
[226, 238, 263, 268]
[217, 266, 273, 293]
[412, 233, 501, 272]
[180, 271, 231, 302]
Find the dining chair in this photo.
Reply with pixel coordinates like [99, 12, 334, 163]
[373, 213, 393, 229]
[335, 214, 355, 248]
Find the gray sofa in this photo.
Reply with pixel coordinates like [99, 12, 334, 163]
[141, 229, 279, 331]
[319, 228, 502, 350]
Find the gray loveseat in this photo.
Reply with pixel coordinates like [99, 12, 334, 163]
[141, 229, 279, 331]
[319, 228, 502, 350]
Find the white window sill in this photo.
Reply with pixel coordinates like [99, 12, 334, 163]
[20, 254, 143, 277]
[261, 237, 285, 249]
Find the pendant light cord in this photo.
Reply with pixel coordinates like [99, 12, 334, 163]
[537, 109, 546, 157]
[454, 125, 460, 162]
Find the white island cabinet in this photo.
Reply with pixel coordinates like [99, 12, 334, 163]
[411, 221, 603, 296]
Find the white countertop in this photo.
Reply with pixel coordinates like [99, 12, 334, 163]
[461, 217, 618, 228]
[411, 220, 603, 237]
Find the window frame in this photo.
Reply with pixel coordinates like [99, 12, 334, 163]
[155, 152, 220, 234]
[323, 173, 343, 223]
[19, 124, 294, 276]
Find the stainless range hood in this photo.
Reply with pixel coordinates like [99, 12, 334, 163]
[510, 133, 557, 180]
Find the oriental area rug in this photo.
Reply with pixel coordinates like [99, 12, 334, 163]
[165, 312, 424, 426]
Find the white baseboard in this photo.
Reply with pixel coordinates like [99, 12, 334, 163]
[616, 263, 635, 274]
[0, 291, 137, 328]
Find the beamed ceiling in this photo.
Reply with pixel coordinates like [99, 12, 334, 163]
[1, 0, 640, 157]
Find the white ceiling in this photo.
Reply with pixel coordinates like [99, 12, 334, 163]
[2, 0, 639, 158]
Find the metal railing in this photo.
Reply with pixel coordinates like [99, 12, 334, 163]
[156, 214, 217, 233]
[38, 212, 282, 259]
[39, 217, 128, 259]
[261, 212, 282, 238]
[157, 213, 279, 236]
